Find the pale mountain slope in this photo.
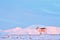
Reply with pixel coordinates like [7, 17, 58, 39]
[0, 25, 60, 35]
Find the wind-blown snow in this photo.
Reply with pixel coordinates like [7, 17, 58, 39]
[46, 26, 59, 34]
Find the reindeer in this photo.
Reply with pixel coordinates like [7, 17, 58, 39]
[36, 27, 47, 34]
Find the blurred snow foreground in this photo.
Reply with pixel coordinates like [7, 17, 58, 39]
[0, 25, 60, 35]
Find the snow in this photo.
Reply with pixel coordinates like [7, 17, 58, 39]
[0, 25, 60, 40]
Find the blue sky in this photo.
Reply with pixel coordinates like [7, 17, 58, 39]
[0, 0, 60, 29]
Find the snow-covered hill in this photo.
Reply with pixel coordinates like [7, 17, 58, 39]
[0, 25, 60, 35]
